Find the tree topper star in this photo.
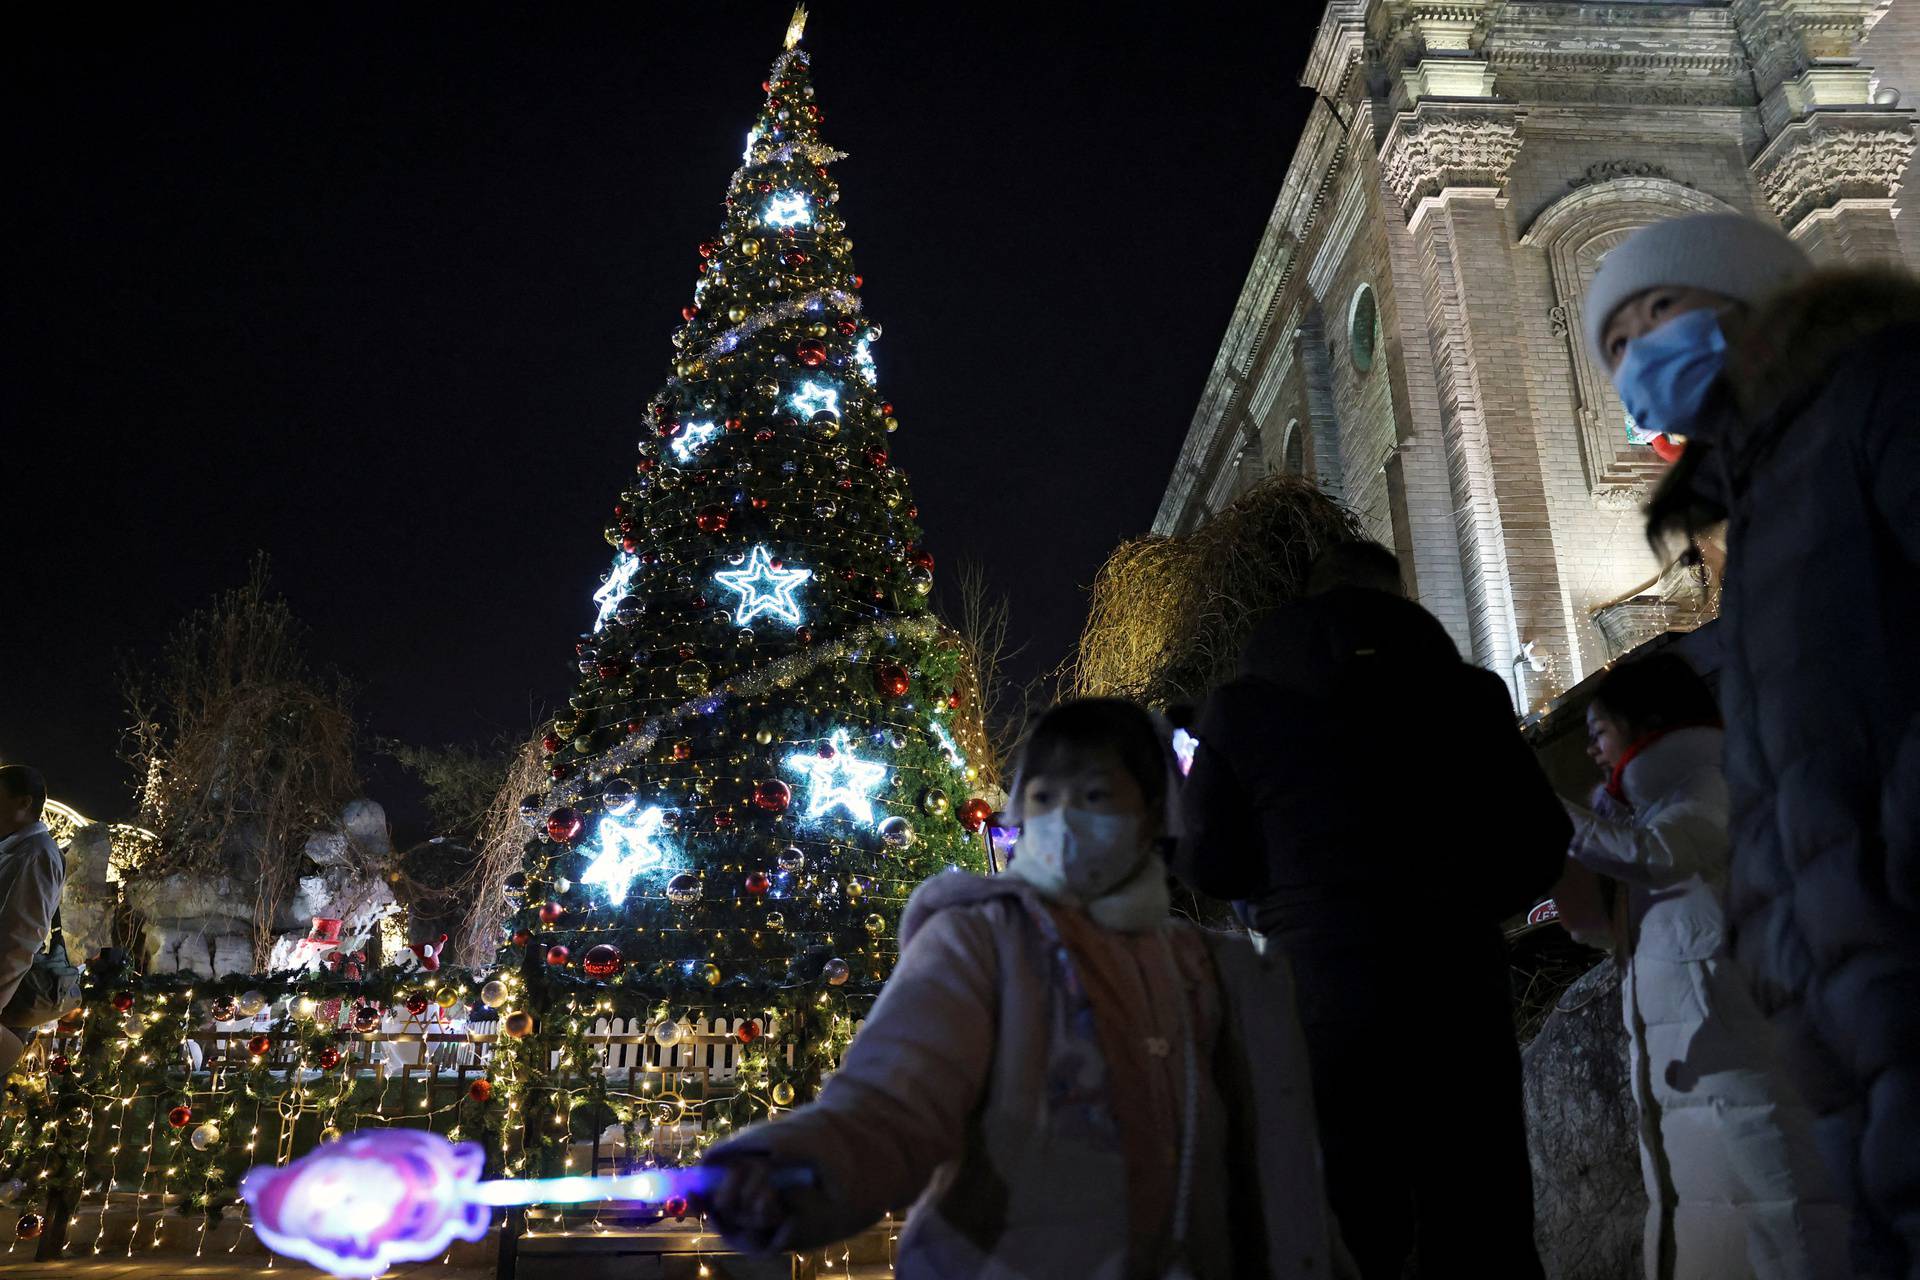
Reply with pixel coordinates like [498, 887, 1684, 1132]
[714, 545, 812, 627]
[785, 729, 888, 825]
[580, 805, 673, 906]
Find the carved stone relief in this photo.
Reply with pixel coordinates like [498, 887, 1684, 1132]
[1751, 116, 1916, 229]
[1379, 106, 1525, 216]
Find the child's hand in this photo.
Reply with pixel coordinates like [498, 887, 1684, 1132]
[705, 1151, 809, 1253]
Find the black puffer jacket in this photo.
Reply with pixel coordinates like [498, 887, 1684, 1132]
[1175, 588, 1567, 1278]
[1659, 271, 1920, 1277]
[1175, 586, 1570, 949]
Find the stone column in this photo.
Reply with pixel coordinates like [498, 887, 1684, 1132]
[1734, 4, 1919, 264]
[1382, 105, 1575, 706]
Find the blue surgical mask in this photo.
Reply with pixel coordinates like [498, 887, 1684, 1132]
[1613, 307, 1728, 438]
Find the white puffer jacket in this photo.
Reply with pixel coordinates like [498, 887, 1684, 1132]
[1567, 727, 1848, 1280]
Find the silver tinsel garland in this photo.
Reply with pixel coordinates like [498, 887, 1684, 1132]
[545, 614, 943, 809]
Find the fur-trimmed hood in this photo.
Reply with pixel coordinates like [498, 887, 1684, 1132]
[1721, 268, 1920, 433]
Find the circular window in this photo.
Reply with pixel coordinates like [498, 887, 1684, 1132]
[1348, 284, 1379, 374]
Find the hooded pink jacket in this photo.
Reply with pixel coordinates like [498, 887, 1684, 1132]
[711, 870, 1342, 1279]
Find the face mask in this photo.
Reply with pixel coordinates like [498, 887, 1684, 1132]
[1613, 307, 1728, 439]
[1009, 807, 1150, 902]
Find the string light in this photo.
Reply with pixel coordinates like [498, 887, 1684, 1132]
[592, 554, 641, 633]
[579, 806, 677, 906]
[760, 192, 812, 227]
[783, 728, 888, 826]
[712, 545, 812, 627]
[787, 380, 838, 418]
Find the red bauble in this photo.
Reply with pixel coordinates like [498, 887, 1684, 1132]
[724, 415, 745, 433]
[874, 663, 911, 698]
[796, 625, 816, 645]
[16, 1213, 44, 1241]
[852, 274, 864, 288]
[735, 1019, 762, 1044]
[167, 1104, 192, 1128]
[837, 318, 859, 336]
[795, 338, 828, 366]
[597, 659, 626, 681]
[512, 929, 532, 946]
[247, 1035, 273, 1058]
[909, 547, 934, 571]
[469, 1079, 493, 1103]
[744, 871, 772, 897]
[542, 732, 563, 755]
[538, 901, 566, 925]
[621, 536, 639, 554]
[546, 808, 584, 844]
[753, 779, 792, 813]
[582, 944, 624, 978]
[698, 240, 719, 258]
[948, 691, 963, 710]
[959, 797, 994, 834]
[696, 505, 731, 533]
[48, 1053, 69, 1076]
[750, 496, 769, 511]
[317, 1046, 343, 1070]
[405, 994, 431, 1017]
[664, 1196, 690, 1220]
[546, 944, 571, 968]
[110, 991, 135, 1013]
[680, 305, 696, 321]
[671, 741, 693, 761]
[865, 448, 889, 469]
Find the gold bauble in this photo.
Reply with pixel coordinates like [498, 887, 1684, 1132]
[771, 1082, 796, 1106]
[884, 416, 900, 433]
[503, 1010, 536, 1039]
[740, 239, 762, 257]
[754, 725, 775, 746]
[808, 321, 830, 338]
[727, 305, 748, 323]
[434, 988, 461, 1010]
[699, 963, 722, 987]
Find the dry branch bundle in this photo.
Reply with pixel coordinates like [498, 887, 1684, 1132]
[1073, 475, 1362, 708]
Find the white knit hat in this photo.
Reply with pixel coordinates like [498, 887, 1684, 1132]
[1583, 213, 1812, 360]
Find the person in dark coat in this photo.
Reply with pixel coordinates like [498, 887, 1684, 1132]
[1587, 212, 1920, 1279]
[1175, 541, 1569, 1279]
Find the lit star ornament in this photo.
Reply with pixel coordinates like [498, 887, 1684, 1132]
[714, 545, 812, 627]
[785, 728, 889, 826]
[788, 380, 839, 418]
[580, 806, 674, 906]
[762, 192, 812, 228]
[671, 419, 720, 464]
[592, 553, 641, 633]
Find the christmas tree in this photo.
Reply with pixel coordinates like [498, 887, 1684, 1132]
[501, 7, 989, 1092]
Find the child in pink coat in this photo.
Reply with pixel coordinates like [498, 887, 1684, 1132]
[707, 698, 1346, 1279]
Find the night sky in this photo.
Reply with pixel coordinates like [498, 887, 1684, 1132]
[4, 4, 1313, 830]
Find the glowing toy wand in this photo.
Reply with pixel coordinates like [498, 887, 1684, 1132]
[239, 1129, 811, 1278]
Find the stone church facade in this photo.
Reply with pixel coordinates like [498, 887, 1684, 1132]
[1155, 0, 1919, 710]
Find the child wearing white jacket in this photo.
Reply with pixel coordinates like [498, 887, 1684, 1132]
[1567, 654, 1846, 1280]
